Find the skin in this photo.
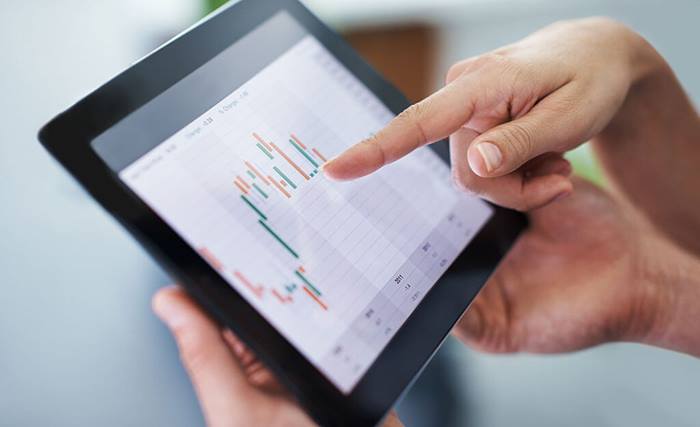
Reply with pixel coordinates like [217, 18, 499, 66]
[323, 17, 700, 227]
[153, 180, 700, 425]
[152, 17, 700, 426]
[153, 287, 403, 427]
[453, 178, 700, 355]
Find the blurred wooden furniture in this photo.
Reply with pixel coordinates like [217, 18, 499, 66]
[344, 24, 438, 102]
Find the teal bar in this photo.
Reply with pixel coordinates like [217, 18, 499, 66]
[252, 183, 268, 199]
[289, 139, 319, 168]
[246, 170, 256, 180]
[241, 195, 267, 220]
[259, 220, 299, 258]
[294, 270, 321, 296]
[256, 143, 273, 159]
[273, 166, 297, 189]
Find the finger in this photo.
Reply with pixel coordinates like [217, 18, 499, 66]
[467, 82, 585, 177]
[450, 129, 572, 210]
[382, 411, 405, 427]
[223, 329, 283, 393]
[523, 152, 573, 178]
[323, 76, 476, 180]
[456, 280, 517, 353]
[153, 286, 253, 421]
[445, 57, 473, 84]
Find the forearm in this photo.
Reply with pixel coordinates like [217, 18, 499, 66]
[640, 233, 700, 357]
[592, 31, 700, 254]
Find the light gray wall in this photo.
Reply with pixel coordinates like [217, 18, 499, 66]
[1, 1, 697, 426]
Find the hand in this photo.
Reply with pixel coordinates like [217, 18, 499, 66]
[453, 178, 700, 356]
[152, 287, 404, 427]
[323, 18, 655, 211]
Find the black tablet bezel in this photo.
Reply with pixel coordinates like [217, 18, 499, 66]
[38, 1, 527, 425]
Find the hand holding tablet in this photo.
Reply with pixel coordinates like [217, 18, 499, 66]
[37, 0, 700, 424]
[39, 1, 525, 424]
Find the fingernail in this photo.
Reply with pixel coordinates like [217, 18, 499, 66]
[320, 159, 332, 172]
[321, 168, 340, 181]
[475, 142, 502, 173]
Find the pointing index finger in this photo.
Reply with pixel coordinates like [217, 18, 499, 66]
[323, 77, 475, 180]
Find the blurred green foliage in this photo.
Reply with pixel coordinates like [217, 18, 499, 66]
[204, 0, 228, 14]
[566, 145, 606, 186]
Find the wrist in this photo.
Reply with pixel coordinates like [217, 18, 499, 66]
[621, 23, 667, 86]
[635, 231, 700, 356]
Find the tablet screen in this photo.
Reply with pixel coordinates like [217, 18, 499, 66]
[93, 11, 492, 393]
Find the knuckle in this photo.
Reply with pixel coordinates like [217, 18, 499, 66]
[398, 102, 422, 123]
[445, 57, 476, 83]
[498, 122, 534, 162]
[359, 133, 387, 167]
[445, 62, 463, 84]
[396, 103, 428, 146]
[474, 52, 507, 68]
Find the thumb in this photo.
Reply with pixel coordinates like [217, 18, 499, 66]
[153, 286, 253, 423]
[467, 85, 584, 178]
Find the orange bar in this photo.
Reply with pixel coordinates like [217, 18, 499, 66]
[290, 133, 307, 149]
[252, 132, 272, 151]
[298, 266, 306, 273]
[233, 270, 263, 298]
[198, 247, 223, 271]
[268, 175, 291, 198]
[279, 180, 287, 187]
[234, 181, 248, 194]
[245, 161, 270, 185]
[272, 289, 292, 303]
[236, 175, 251, 190]
[270, 142, 310, 181]
[303, 286, 328, 310]
[311, 148, 327, 163]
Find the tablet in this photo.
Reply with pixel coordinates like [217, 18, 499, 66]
[38, 0, 526, 425]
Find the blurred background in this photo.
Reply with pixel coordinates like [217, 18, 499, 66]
[1, 0, 699, 426]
